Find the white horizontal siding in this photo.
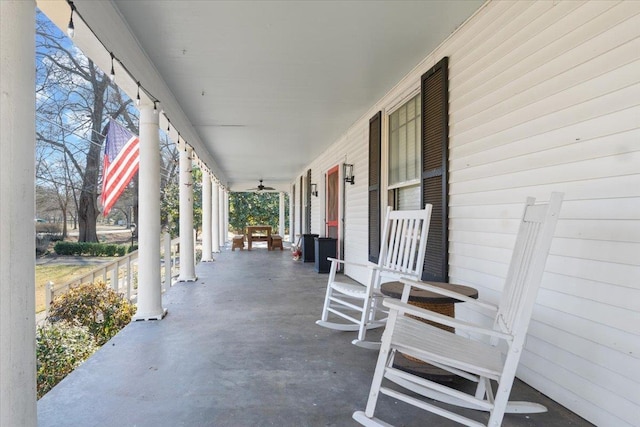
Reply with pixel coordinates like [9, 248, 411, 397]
[527, 320, 640, 385]
[299, 1, 640, 425]
[451, 197, 640, 220]
[293, 118, 371, 284]
[543, 271, 638, 311]
[448, 2, 640, 425]
[452, 1, 636, 116]
[524, 333, 639, 408]
[518, 350, 637, 427]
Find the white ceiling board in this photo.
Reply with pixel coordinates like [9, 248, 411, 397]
[41, 0, 484, 189]
[37, 0, 229, 184]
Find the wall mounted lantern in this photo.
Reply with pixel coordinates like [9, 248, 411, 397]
[344, 163, 355, 185]
[310, 183, 318, 197]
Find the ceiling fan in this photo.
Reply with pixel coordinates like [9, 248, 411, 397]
[248, 179, 275, 191]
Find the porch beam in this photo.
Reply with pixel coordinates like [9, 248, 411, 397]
[133, 103, 166, 321]
[0, 2, 37, 425]
[178, 143, 196, 281]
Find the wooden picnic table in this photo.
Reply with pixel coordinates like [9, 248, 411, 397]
[246, 225, 272, 250]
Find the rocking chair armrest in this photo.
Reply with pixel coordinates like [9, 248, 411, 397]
[327, 258, 377, 270]
[382, 299, 512, 342]
[399, 277, 498, 313]
[325, 260, 421, 277]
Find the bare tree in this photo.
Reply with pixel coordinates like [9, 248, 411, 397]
[37, 12, 136, 242]
[36, 12, 181, 243]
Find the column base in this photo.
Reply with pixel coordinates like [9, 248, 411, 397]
[133, 307, 168, 321]
[178, 276, 198, 282]
[201, 258, 215, 262]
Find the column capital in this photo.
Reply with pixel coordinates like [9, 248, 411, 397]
[139, 102, 159, 125]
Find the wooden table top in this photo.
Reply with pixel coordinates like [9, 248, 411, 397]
[246, 225, 271, 235]
[380, 281, 478, 304]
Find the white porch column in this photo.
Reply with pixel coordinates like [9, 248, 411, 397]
[0, 2, 37, 425]
[134, 104, 166, 321]
[218, 185, 225, 247]
[279, 192, 285, 237]
[224, 189, 230, 243]
[289, 186, 294, 243]
[201, 171, 213, 261]
[178, 144, 196, 281]
[212, 180, 220, 252]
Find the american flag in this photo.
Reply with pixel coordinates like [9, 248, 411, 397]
[100, 119, 140, 216]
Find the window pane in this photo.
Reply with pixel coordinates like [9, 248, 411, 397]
[407, 98, 416, 120]
[398, 184, 420, 210]
[389, 93, 420, 186]
[407, 120, 416, 180]
[390, 129, 398, 184]
[399, 126, 407, 183]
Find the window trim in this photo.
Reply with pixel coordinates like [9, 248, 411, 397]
[386, 90, 422, 212]
[387, 178, 420, 191]
[386, 86, 421, 117]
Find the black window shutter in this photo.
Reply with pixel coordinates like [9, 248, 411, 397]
[305, 169, 312, 233]
[368, 111, 382, 263]
[421, 57, 449, 282]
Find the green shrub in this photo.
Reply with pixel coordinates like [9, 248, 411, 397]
[53, 241, 78, 255]
[47, 281, 137, 346]
[53, 242, 128, 257]
[36, 321, 98, 398]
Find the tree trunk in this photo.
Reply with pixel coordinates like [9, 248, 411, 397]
[77, 65, 108, 242]
[61, 210, 68, 239]
[78, 191, 98, 241]
[77, 123, 102, 242]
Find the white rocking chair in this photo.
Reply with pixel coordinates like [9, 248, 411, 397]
[353, 193, 564, 426]
[316, 204, 432, 349]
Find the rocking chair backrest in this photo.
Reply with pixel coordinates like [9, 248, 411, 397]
[377, 204, 432, 280]
[495, 193, 563, 336]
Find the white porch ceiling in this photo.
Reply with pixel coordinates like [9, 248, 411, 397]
[40, 0, 483, 191]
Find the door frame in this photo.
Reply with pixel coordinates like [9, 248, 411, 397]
[325, 164, 342, 260]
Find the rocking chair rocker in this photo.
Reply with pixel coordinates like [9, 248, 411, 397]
[316, 204, 432, 349]
[354, 193, 564, 426]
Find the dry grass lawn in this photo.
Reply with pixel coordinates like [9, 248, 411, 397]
[35, 265, 98, 313]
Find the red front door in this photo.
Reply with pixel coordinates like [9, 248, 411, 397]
[326, 165, 339, 242]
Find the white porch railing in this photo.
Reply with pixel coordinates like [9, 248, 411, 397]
[45, 232, 180, 317]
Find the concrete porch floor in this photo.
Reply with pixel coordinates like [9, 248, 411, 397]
[37, 244, 592, 427]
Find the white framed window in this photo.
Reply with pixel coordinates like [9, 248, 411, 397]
[388, 93, 421, 210]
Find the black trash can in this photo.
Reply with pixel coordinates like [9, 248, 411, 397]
[302, 234, 319, 263]
[314, 237, 337, 273]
